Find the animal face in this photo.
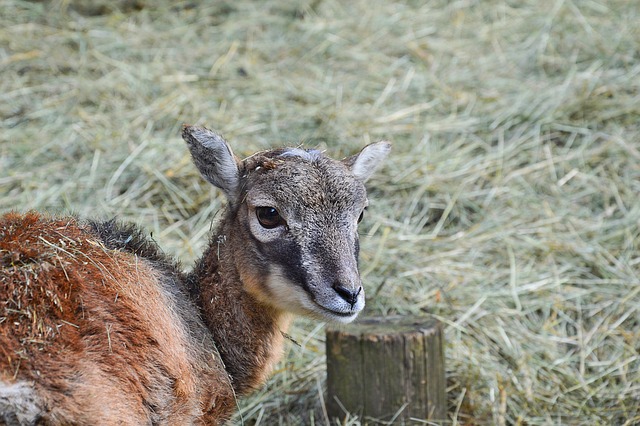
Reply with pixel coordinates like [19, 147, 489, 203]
[183, 126, 390, 323]
[239, 152, 368, 322]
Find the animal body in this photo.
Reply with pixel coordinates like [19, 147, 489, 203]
[0, 126, 390, 425]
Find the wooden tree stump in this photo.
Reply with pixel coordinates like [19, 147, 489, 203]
[326, 316, 446, 424]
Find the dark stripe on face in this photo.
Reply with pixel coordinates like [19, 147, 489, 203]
[255, 235, 310, 293]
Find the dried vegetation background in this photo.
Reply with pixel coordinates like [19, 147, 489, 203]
[1, 0, 639, 424]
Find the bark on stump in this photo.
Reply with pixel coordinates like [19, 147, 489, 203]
[326, 316, 445, 424]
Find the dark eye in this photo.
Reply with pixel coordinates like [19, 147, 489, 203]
[358, 209, 365, 223]
[256, 207, 286, 229]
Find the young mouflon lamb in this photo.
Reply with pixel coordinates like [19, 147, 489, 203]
[0, 126, 390, 425]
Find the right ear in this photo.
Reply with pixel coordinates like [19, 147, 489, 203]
[182, 125, 240, 199]
[342, 140, 391, 182]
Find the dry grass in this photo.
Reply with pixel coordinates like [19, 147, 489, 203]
[2, 0, 639, 424]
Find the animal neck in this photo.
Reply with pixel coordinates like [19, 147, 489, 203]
[189, 222, 291, 396]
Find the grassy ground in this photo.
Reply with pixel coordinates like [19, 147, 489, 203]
[2, 0, 639, 424]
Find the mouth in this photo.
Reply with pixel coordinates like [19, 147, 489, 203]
[314, 301, 361, 322]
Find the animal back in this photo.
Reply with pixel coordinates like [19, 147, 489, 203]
[0, 212, 235, 424]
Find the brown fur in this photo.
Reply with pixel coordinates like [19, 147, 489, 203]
[0, 127, 390, 425]
[188, 224, 292, 396]
[0, 212, 234, 425]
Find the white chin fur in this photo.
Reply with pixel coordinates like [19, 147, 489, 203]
[323, 310, 360, 324]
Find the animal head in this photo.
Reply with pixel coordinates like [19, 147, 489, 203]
[183, 126, 390, 323]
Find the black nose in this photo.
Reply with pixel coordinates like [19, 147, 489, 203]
[333, 283, 362, 309]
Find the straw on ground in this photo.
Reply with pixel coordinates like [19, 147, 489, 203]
[1, 0, 638, 424]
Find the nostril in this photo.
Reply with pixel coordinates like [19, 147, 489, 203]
[333, 283, 362, 308]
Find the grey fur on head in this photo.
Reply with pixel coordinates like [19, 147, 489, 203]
[182, 125, 391, 323]
[278, 148, 323, 162]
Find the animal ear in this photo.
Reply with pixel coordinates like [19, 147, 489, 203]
[182, 125, 240, 198]
[343, 141, 392, 182]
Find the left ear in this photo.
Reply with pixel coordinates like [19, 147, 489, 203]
[343, 141, 392, 182]
[182, 125, 241, 199]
